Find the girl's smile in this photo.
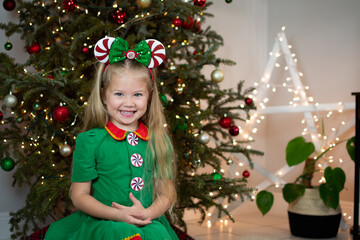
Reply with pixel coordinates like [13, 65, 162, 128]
[103, 70, 150, 132]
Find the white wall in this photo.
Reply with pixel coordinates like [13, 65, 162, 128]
[0, 0, 359, 229]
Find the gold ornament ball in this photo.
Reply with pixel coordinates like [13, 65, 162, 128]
[211, 69, 224, 83]
[136, 0, 151, 8]
[59, 144, 72, 157]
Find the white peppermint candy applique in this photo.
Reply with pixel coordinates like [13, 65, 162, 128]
[131, 153, 143, 167]
[127, 133, 139, 146]
[130, 177, 144, 191]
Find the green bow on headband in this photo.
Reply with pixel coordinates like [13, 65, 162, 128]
[108, 37, 151, 67]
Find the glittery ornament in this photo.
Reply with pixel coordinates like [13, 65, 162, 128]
[172, 18, 182, 27]
[199, 132, 210, 144]
[63, 0, 77, 11]
[136, 0, 151, 8]
[53, 106, 69, 122]
[59, 144, 72, 157]
[3, 0, 16, 11]
[4, 94, 18, 108]
[193, 0, 206, 7]
[212, 172, 222, 180]
[242, 170, 250, 178]
[193, 20, 201, 32]
[112, 9, 127, 25]
[182, 16, 193, 29]
[1, 157, 15, 171]
[0, 111, 3, 120]
[245, 97, 253, 105]
[211, 69, 224, 83]
[26, 42, 41, 55]
[229, 125, 239, 136]
[4, 41, 12, 51]
[219, 116, 232, 128]
[159, 94, 168, 107]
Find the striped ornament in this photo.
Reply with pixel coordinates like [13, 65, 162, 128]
[130, 177, 144, 191]
[130, 153, 143, 167]
[94, 37, 115, 64]
[146, 39, 166, 68]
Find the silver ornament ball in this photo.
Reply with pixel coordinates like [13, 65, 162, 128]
[4, 94, 18, 108]
[199, 132, 210, 144]
[59, 144, 72, 157]
[211, 69, 225, 83]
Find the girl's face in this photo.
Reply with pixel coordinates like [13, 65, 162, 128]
[103, 70, 150, 131]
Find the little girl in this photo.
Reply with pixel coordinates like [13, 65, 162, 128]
[45, 37, 178, 240]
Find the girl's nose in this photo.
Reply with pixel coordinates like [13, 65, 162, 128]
[124, 96, 135, 106]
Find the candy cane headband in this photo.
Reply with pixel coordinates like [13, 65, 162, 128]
[94, 37, 166, 71]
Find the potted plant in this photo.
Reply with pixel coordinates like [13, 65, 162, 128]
[256, 134, 355, 238]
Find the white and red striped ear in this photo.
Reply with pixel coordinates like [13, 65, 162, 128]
[145, 39, 166, 68]
[94, 37, 115, 64]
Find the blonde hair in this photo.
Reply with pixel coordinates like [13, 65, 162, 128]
[82, 60, 177, 208]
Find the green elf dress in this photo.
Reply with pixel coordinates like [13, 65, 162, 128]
[45, 121, 178, 240]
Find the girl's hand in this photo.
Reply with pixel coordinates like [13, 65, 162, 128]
[111, 192, 151, 225]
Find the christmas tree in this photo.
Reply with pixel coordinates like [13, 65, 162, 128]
[0, 0, 263, 238]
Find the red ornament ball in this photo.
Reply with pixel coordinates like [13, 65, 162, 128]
[63, 0, 77, 11]
[112, 9, 127, 25]
[242, 170, 250, 178]
[182, 16, 194, 29]
[3, 0, 16, 11]
[229, 125, 239, 136]
[53, 106, 70, 122]
[219, 116, 232, 129]
[0, 111, 3, 121]
[172, 18, 182, 27]
[245, 97, 253, 105]
[26, 42, 41, 55]
[82, 46, 90, 55]
[193, 0, 206, 7]
[193, 20, 201, 32]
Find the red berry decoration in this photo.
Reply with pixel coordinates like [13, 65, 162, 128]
[82, 46, 90, 55]
[219, 116, 232, 129]
[193, 20, 201, 32]
[229, 125, 239, 136]
[242, 170, 250, 178]
[172, 18, 182, 27]
[182, 16, 194, 29]
[63, 0, 77, 11]
[112, 9, 127, 25]
[3, 0, 16, 11]
[53, 106, 70, 122]
[193, 0, 206, 7]
[26, 42, 41, 55]
[245, 97, 253, 105]
[0, 111, 3, 121]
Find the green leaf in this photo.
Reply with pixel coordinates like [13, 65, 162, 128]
[282, 183, 306, 203]
[324, 167, 346, 192]
[347, 136, 355, 161]
[256, 190, 274, 215]
[319, 183, 340, 210]
[286, 137, 315, 166]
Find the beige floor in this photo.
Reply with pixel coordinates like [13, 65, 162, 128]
[185, 201, 353, 240]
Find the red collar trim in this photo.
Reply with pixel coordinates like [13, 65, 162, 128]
[105, 121, 149, 141]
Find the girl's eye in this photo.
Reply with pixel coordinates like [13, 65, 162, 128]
[115, 93, 123, 96]
[134, 93, 143, 97]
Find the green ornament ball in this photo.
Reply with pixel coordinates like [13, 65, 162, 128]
[15, 116, 23, 123]
[4, 41, 12, 51]
[159, 94, 168, 107]
[225, 0, 232, 3]
[33, 102, 41, 111]
[1, 157, 15, 171]
[212, 172, 222, 180]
